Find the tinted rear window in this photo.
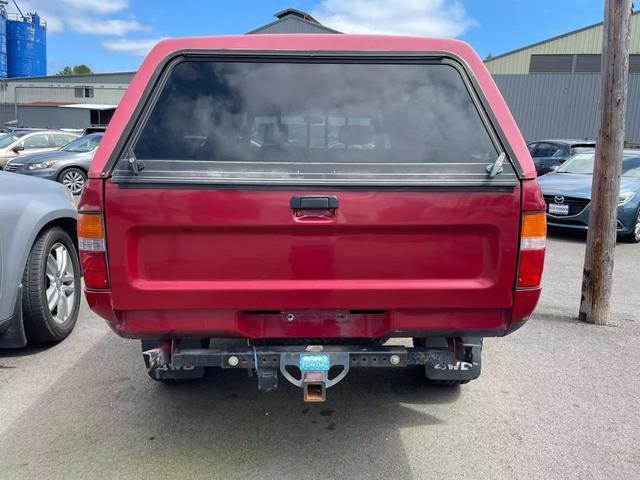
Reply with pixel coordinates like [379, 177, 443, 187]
[117, 59, 516, 186]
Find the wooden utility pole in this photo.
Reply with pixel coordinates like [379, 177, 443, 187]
[579, 0, 632, 325]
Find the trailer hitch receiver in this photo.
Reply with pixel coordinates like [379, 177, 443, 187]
[280, 349, 350, 402]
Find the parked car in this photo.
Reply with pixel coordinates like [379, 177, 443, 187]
[79, 35, 546, 400]
[0, 172, 81, 348]
[5, 133, 104, 195]
[0, 130, 78, 169]
[527, 139, 595, 176]
[0, 130, 80, 170]
[537, 151, 640, 242]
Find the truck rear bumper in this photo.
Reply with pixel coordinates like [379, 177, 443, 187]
[86, 288, 539, 339]
[144, 337, 482, 401]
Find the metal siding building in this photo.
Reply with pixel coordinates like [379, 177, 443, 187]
[494, 74, 640, 142]
[486, 11, 640, 142]
[0, 71, 133, 128]
[486, 13, 640, 74]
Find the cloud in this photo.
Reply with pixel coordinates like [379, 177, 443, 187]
[4, 1, 64, 33]
[5, 0, 150, 36]
[312, 0, 476, 38]
[102, 38, 169, 56]
[58, 0, 130, 15]
[67, 18, 151, 36]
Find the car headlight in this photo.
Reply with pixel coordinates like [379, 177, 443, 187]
[27, 160, 57, 170]
[618, 191, 636, 205]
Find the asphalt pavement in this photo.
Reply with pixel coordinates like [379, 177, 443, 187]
[0, 230, 639, 480]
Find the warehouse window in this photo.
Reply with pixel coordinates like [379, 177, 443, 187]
[74, 86, 95, 98]
[529, 54, 573, 73]
[575, 54, 601, 73]
[529, 54, 640, 74]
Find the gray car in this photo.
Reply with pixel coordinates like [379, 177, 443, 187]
[0, 172, 81, 348]
[4, 133, 103, 195]
[0, 130, 80, 169]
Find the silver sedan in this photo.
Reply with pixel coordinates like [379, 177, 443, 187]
[0, 171, 81, 347]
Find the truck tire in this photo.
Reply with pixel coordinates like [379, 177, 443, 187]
[22, 227, 81, 344]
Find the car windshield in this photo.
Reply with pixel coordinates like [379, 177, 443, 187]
[557, 152, 640, 176]
[570, 146, 595, 155]
[62, 134, 103, 153]
[0, 132, 25, 148]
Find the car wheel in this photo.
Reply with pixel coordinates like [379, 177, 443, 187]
[22, 227, 81, 344]
[58, 167, 87, 195]
[622, 208, 640, 243]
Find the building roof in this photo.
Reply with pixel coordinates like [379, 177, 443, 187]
[247, 8, 340, 34]
[274, 8, 320, 24]
[3, 71, 136, 82]
[59, 104, 118, 110]
[486, 10, 640, 63]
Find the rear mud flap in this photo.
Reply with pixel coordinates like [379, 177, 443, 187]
[143, 340, 205, 381]
[423, 339, 482, 381]
[0, 285, 27, 349]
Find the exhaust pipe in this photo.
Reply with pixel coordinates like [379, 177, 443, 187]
[303, 382, 326, 402]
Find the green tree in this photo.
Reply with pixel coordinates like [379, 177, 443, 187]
[57, 64, 93, 75]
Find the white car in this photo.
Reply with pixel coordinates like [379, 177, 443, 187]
[0, 130, 80, 169]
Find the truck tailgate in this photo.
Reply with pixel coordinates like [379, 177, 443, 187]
[104, 183, 520, 312]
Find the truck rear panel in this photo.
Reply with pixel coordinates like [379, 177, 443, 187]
[80, 35, 543, 340]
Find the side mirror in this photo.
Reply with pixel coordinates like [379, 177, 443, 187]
[12, 144, 24, 153]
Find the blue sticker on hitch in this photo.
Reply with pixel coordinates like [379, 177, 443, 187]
[300, 353, 330, 371]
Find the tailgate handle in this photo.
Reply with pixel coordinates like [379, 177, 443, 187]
[290, 195, 339, 210]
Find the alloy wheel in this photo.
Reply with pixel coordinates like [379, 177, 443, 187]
[45, 243, 76, 324]
[61, 170, 85, 195]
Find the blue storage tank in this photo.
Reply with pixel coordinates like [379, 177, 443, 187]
[0, 8, 7, 78]
[7, 12, 46, 78]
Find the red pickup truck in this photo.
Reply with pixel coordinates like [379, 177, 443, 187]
[78, 35, 545, 401]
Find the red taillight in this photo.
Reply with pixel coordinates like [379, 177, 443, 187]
[518, 248, 546, 288]
[517, 212, 546, 288]
[78, 213, 110, 289]
[80, 251, 110, 289]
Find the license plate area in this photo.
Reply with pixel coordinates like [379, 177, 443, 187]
[299, 353, 331, 371]
[549, 203, 569, 215]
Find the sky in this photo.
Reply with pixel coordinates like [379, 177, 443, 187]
[7, 0, 613, 74]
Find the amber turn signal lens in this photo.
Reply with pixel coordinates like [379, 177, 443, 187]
[521, 212, 547, 240]
[78, 213, 104, 239]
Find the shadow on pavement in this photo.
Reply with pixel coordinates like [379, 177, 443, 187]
[0, 335, 461, 479]
[0, 344, 53, 358]
[547, 226, 587, 244]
